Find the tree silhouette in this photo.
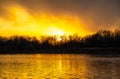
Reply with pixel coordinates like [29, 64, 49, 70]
[0, 29, 120, 54]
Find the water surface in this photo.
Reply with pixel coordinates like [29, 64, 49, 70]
[0, 54, 120, 79]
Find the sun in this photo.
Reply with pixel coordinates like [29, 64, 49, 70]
[57, 37, 62, 41]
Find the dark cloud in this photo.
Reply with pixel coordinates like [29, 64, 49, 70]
[0, 0, 120, 31]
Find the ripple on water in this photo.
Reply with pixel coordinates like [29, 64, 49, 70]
[1, 54, 120, 79]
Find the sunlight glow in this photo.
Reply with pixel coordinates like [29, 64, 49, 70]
[57, 37, 62, 41]
[46, 26, 66, 36]
[0, 4, 91, 38]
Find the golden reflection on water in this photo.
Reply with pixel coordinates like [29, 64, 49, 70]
[34, 54, 88, 78]
[0, 54, 120, 79]
[0, 54, 89, 79]
[58, 55, 62, 71]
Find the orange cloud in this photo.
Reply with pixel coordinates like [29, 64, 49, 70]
[0, 4, 92, 38]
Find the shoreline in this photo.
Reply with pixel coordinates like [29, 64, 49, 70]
[0, 47, 120, 54]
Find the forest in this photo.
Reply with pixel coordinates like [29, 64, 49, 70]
[0, 29, 120, 54]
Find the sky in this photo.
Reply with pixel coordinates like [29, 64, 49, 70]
[0, 0, 120, 37]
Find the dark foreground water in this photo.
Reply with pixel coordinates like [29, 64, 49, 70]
[0, 54, 120, 79]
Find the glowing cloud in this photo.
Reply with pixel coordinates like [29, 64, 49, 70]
[0, 4, 91, 38]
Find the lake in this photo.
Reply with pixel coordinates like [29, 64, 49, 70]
[0, 54, 120, 79]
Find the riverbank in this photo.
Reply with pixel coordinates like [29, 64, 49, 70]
[0, 47, 120, 54]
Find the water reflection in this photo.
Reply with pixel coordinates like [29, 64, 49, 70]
[0, 54, 120, 79]
[33, 54, 89, 78]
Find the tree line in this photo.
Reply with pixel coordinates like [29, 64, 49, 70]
[0, 29, 120, 54]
